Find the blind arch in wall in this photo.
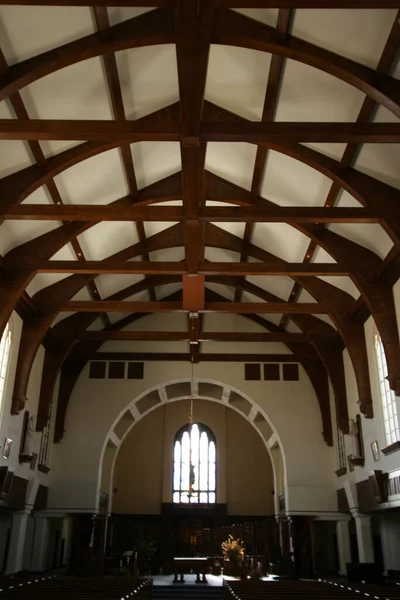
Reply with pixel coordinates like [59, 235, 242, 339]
[173, 422, 216, 504]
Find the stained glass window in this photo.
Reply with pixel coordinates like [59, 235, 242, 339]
[0, 322, 11, 419]
[173, 423, 216, 504]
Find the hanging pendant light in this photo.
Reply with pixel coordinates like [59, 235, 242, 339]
[189, 360, 195, 496]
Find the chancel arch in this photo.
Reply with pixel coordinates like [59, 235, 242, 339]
[99, 383, 282, 517]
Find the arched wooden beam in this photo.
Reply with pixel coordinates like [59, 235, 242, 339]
[0, 168, 182, 342]
[303, 227, 400, 396]
[297, 276, 373, 418]
[0, 8, 174, 102]
[36, 275, 179, 429]
[11, 225, 184, 414]
[1, 8, 400, 121]
[212, 9, 400, 119]
[204, 223, 371, 418]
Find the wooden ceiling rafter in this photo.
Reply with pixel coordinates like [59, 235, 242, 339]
[0, 3, 398, 434]
[93, 5, 157, 303]
[280, 8, 400, 332]
[235, 7, 292, 304]
[0, 46, 109, 329]
[1, 1, 399, 7]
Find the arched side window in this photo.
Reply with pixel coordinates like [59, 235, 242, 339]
[0, 322, 11, 416]
[173, 423, 216, 504]
[375, 332, 400, 446]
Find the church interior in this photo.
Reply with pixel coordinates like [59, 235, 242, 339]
[1, 0, 400, 593]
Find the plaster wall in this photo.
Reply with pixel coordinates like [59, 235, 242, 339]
[50, 350, 336, 514]
[112, 400, 274, 515]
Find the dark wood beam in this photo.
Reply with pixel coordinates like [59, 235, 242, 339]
[1, 120, 400, 142]
[61, 300, 352, 313]
[77, 330, 313, 342]
[236, 7, 292, 304]
[93, 5, 157, 303]
[3, 204, 388, 223]
[1, 1, 398, 7]
[33, 260, 351, 276]
[92, 352, 300, 362]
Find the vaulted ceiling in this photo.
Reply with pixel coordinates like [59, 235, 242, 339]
[1, 0, 400, 444]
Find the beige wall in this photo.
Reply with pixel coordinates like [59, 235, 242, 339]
[112, 399, 274, 515]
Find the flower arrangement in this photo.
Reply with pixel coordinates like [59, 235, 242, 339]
[221, 535, 245, 564]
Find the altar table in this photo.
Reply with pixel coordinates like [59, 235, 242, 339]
[173, 557, 210, 583]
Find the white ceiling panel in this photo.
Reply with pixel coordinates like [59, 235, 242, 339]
[276, 60, 364, 122]
[50, 243, 77, 262]
[0, 100, 35, 177]
[156, 282, 182, 300]
[257, 314, 282, 326]
[327, 223, 393, 259]
[0, 5, 94, 64]
[209, 222, 246, 239]
[20, 57, 113, 157]
[312, 246, 337, 264]
[77, 222, 139, 261]
[108, 7, 153, 25]
[285, 319, 303, 333]
[204, 248, 240, 263]
[131, 143, 181, 190]
[26, 273, 70, 297]
[206, 143, 257, 191]
[204, 312, 265, 333]
[95, 274, 144, 299]
[116, 45, 179, 120]
[0, 220, 59, 256]
[144, 221, 179, 239]
[124, 312, 187, 332]
[71, 287, 92, 301]
[233, 9, 278, 27]
[54, 148, 128, 205]
[205, 282, 235, 302]
[245, 276, 294, 302]
[149, 247, 185, 263]
[301, 142, 346, 161]
[206, 46, 271, 120]
[260, 150, 332, 207]
[318, 276, 359, 299]
[353, 144, 400, 192]
[292, 9, 397, 68]
[252, 222, 310, 262]
[297, 289, 337, 327]
[242, 290, 264, 304]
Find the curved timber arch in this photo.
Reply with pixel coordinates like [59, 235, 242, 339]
[1, 8, 400, 120]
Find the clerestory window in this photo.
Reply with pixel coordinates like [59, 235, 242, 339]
[375, 332, 400, 446]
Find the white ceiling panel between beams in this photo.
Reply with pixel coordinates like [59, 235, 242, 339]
[292, 9, 397, 69]
[245, 276, 294, 302]
[95, 274, 144, 300]
[116, 45, 179, 120]
[205, 143, 257, 192]
[252, 222, 310, 263]
[131, 143, 181, 191]
[275, 60, 365, 122]
[206, 46, 272, 121]
[54, 148, 128, 206]
[0, 5, 94, 64]
[77, 222, 139, 262]
[260, 150, 332, 207]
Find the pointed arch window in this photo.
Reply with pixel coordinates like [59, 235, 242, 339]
[173, 423, 216, 504]
[0, 322, 11, 417]
[374, 332, 400, 446]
